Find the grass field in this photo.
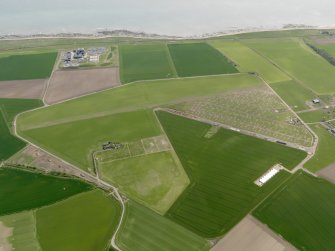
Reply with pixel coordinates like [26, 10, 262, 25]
[0, 168, 92, 216]
[0, 98, 43, 161]
[119, 44, 176, 83]
[317, 43, 335, 57]
[299, 109, 335, 123]
[36, 189, 121, 251]
[0, 52, 57, 81]
[210, 40, 290, 83]
[168, 42, 238, 77]
[17, 75, 261, 172]
[245, 38, 335, 94]
[254, 171, 335, 251]
[99, 150, 189, 214]
[0, 211, 41, 251]
[304, 124, 335, 172]
[0, 113, 26, 161]
[270, 80, 317, 111]
[116, 201, 210, 251]
[0, 98, 43, 125]
[171, 85, 313, 147]
[157, 111, 306, 237]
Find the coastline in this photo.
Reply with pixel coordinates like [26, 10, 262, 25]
[1, 24, 334, 42]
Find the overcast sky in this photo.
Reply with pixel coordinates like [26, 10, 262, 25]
[1, 0, 335, 35]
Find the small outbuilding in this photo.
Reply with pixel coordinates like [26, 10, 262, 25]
[312, 99, 320, 104]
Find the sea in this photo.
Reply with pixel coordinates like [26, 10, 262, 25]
[1, 0, 335, 37]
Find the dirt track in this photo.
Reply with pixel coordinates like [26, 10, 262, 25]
[0, 79, 46, 99]
[317, 163, 335, 183]
[0, 222, 12, 251]
[44, 67, 120, 104]
[211, 215, 296, 251]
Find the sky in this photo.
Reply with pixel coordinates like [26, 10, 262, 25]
[1, 0, 334, 36]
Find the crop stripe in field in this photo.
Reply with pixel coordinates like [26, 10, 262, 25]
[165, 44, 178, 77]
[41, 51, 62, 106]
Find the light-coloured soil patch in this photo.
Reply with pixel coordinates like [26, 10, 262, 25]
[6, 145, 105, 189]
[0, 79, 46, 99]
[45, 67, 120, 104]
[313, 38, 335, 45]
[0, 222, 12, 251]
[317, 162, 335, 183]
[211, 215, 296, 251]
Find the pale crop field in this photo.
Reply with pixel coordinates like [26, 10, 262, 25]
[245, 38, 335, 94]
[210, 40, 290, 84]
[99, 150, 189, 214]
[0, 211, 41, 251]
[270, 80, 317, 111]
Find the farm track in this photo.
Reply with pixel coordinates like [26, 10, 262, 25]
[42, 50, 62, 106]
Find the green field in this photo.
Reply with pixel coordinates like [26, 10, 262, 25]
[0, 168, 92, 215]
[119, 44, 176, 83]
[0, 98, 43, 125]
[304, 124, 335, 172]
[99, 150, 189, 214]
[17, 75, 261, 172]
[270, 80, 317, 111]
[0, 211, 41, 251]
[299, 109, 335, 123]
[245, 38, 335, 94]
[210, 40, 290, 83]
[0, 52, 57, 81]
[157, 111, 306, 237]
[0, 98, 43, 161]
[317, 43, 335, 58]
[0, 113, 26, 161]
[254, 171, 335, 251]
[116, 201, 210, 251]
[168, 42, 238, 77]
[36, 189, 121, 251]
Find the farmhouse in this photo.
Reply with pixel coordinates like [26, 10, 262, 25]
[102, 142, 122, 150]
[312, 98, 320, 104]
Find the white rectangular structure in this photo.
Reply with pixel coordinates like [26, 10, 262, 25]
[259, 168, 279, 184]
[255, 165, 282, 187]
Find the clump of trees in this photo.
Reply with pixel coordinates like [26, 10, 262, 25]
[305, 41, 335, 66]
